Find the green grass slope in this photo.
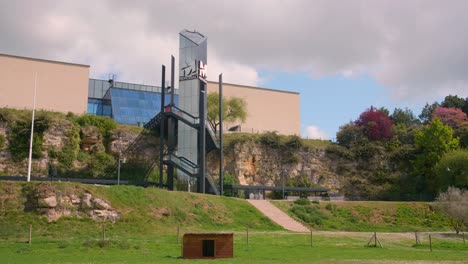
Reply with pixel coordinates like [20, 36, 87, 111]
[272, 200, 452, 232]
[0, 181, 281, 241]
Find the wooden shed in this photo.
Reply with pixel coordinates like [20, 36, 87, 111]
[182, 233, 233, 259]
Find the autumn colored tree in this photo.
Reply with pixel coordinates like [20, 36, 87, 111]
[355, 106, 394, 141]
[432, 107, 467, 129]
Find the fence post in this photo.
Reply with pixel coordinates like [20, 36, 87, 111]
[429, 235, 432, 252]
[177, 225, 180, 243]
[102, 224, 106, 242]
[310, 230, 313, 247]
[28, 225, 32, 244]
[246, 227, 249, 249]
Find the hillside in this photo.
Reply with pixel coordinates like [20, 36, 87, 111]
[272, 200, 451, 232]
[0, 181, 281, 241]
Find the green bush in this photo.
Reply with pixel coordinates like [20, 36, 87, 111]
[0, 134, 5, 149]
[258, 131, 282, 148]
[290, 205, 327, 226]
[325, 203, 337, 212]
[57, 146, 77, 167]
[9, 121, 46, 161]
[87, 151, 115, 178]
[285, 135, 303, 149]
[76, 115, 116, 136]
[294, 198, 310, 206]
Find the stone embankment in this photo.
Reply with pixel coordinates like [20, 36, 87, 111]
[29, 185, 120, 222]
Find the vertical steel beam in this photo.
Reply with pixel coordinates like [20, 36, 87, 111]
[219, 73, 224, 196]
[167, 56, 176, 190]
[198, 80, 207, 193]
[159, 65, 166, 189]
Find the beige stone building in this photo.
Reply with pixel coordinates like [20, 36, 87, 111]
[0, 54, 90, 114]
[0, 53, 300, 135]
[207, 82, 300, 135]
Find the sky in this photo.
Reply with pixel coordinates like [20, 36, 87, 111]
[1, 0, 467, 140]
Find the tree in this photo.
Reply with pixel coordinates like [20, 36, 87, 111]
[336, 122, 364, 147]
[391, 107, 419, 127]
[454, 122, 468, 148]
[355, 106, 394, 141]
[433, 149, 468, 193]
[432, 107, 467, 129]
[435, 187, 468, 234]
[419, 102, 440, 124]
[413, 119, 460, 196]
[207, 92, 247, 133]
[441, 95, 466, 110]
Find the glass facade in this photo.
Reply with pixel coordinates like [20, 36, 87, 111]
[87, 79, 179, 126]
[106, 88, 178, 126]
[87, 98, 111, 117]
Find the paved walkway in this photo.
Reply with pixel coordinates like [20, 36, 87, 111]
[248, 200, 309, 232]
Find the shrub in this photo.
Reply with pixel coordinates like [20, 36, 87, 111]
[76, 115, 117, 137]
[294, 198, 310, 206]
[290, 205, 327, 226]
[258, 131, 281, 148]
[0, 134, 5, 149]
[9, 121, 46, 161]
[325, 203, 337, 212]
[87, 151, 115, 178]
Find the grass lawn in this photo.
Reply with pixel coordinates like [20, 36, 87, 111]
[1, 232, 467, 263]
[1, 182, 465, 263]
[272, 200, 452, 232]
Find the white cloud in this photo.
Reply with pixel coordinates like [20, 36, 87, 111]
[1, 0, 467, 102]
[304, 125, 329, 140]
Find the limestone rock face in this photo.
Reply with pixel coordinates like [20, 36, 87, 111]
[80, 126, 102, 152]
[70, 194, 81, 204]
[81, 193, 93, 209]
[207, 140, 344, 192]
[38, 196, 57, 208]
[93, 198, 111, 210]
[26, 184, 120, 223]
[43, 120, 73, 149]
[89, 210, 120, 222]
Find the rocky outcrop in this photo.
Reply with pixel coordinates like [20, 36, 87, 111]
[81, 126, 104, 153]
[28, 185, 120, 222]
[208, 140, 344, 192]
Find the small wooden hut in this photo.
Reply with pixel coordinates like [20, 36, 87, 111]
[182, 233, 233, 259]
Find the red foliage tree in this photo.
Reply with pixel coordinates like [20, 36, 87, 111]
[355, 106, 394, 141]
[432, 107, 467, 128]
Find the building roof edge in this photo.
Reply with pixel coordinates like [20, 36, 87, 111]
[207, 81, 299, 95]
[0, 53, 90, 68]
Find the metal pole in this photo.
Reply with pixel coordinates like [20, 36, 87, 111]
[170, 55, 175, 105]
[27, 72, 38, 182]
[117, 154, 121, 185]
[198, 80, 206, 194]
[282, 171, 285, 199]
[167, 56, 176, 190]
[159, 65, 166, 189]
[219, 73, 224, 196]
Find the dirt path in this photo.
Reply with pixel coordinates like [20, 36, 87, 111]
[248, 199, 310, 232]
